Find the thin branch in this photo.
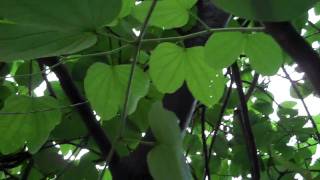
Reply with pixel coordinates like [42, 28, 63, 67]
[245, 73, 259, 101]
[200, 107, 211, 180]
[38, 62, 56, 98]
[231, 62, 260, 180]
[61, 44, 130, 60]
[208, 75, 233, 160]
[106, 0, 158, 166]
[242, 80, 283, 108]
[0, 101, 88, 115]
[281, 66, 320, 142]
[40, 58, 118, 163]
[28, 61, 33, 96]
[308, 20, 320, 32]
[141, 27, 265, 43]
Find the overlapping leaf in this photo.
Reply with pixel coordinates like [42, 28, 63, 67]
[147, 102, 192, 180]
[149, 43, 226, 107]
[205, 32, 283, 75]
[84, 63, 150, 120]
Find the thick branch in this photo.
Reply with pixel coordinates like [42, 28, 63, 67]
[264, 22, 320, 95]
[39, 58, 118, 163]
[231, 63, 260, 179]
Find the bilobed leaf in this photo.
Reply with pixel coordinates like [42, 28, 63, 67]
[204, 32, 282, 75]
[245, 33, 283, 75]
[84, 63, 150, 120]
[205, 32, 245, 70]
[212, 0, 317, 21]
[0, 95, 62, 154]
[133, 0, 197, 29]
[0, 0, 121, 61]
[147, 102, 192, 180]
[149, 43, 225, 107]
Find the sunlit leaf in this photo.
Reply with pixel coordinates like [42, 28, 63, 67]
[84, 63, 150, 120]
[149, 43, 225, 106]
[133, 0, 197, 29]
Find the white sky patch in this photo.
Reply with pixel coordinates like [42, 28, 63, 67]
[309, 8, 320, 24]
[132, 28, 141, 36]
[34, 70, 58, 97]
[34, 82, 47, 96]
[268, 65, 320, 116]
[5, 75, 15, 83]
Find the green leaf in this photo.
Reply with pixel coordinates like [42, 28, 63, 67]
[185, 47, 226, 107]
[149, 43, 185, 93]
[0, 24, 97, 61]
[0, 0, 121, 61]
[245, 33, 283, 75]
[272, 152, 312, 179]
[33, 148, 68, 175]
[148, 102, 181, 145]
[290, 81, 313, 99]
[0, 0, 121, 30]
[119, 0, 135, 18]
[204, 32, 282, 75]
[149, 43, 226, 107]
[84, 63, 150, 120]
[0, 95, 61, 154]
[133, 0, 197, 29]
[148, 145, 191, 180]
[14, 60, 42, 89]
[51, 111, 87, 140]
[212, 0, 317, 21]
[213, 134, 229, 158]
[60, 153, 99, 180]
[205, 32, 245, 70]
[147, 102, 192, 180]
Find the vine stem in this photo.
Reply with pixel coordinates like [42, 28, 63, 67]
[105, 0, 158, 166]
[141, 27, 264, 43]
[0, 101, 88, 115]
[281, 65, 320, 143]
[231, 62, 260, 180]
[200, 106, 211, 180]
[208, 75, 233, 160]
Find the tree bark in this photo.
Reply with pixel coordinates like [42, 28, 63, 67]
[264, 22, 320, 95]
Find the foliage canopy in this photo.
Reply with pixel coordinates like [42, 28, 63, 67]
[1, 0, 320, 179]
